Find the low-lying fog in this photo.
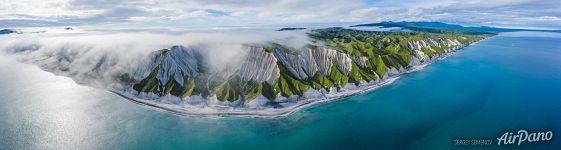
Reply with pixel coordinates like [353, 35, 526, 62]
[0, 27, 314, 88]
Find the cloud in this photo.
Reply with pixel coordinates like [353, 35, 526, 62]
[0, 0, 560, 29]
[0, 28, 313, 85]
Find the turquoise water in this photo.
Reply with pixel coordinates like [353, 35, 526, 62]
[1, 32, 560, 149]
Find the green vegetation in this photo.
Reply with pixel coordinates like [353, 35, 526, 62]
[352, 21, 499, 35]
[130, 27, 490, 102]
[352, 21, 561, 34]
[133, 66, 163, 95]
[309, 28, 486, 75]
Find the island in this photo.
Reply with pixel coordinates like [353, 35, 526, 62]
[277, 27, 307, 31]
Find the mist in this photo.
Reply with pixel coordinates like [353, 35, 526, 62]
[0, 28, 313, 87]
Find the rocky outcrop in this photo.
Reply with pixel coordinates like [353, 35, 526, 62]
[238, 46, 280, 85]
[406, 38, 464, 62]
[273, 48, 310, 79]
[351, 56, 369, 68]
[273, 47, 353, 79]
[334, 52, 352, 75]
[312, 47, 337, 75]
[137, 46, 200, 87]
[412, 50, 429, 62]
[407, 38, 462, 51]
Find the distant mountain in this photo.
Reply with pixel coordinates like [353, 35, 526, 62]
[0, 29, 16, 34]
[0, 29, 47, 35]
[352, 21, 561, 34]
[277, 27, 306, 31]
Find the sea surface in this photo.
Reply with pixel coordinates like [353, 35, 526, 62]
[1, 31, 560, 150]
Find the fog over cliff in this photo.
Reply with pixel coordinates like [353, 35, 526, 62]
[0, 26, 486, 116]
[0, 28, 312, 87]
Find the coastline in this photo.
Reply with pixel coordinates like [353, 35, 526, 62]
[110, 43, 472, 118]
[109, 36, 493, 118]
[111, 76, 402, 118]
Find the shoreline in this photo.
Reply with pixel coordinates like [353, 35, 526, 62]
[109, 40, 485, 118]
[111, 76, 401, 119]
[111, 55, 441, 118]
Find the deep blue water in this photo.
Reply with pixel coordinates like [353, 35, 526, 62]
[1, 32, 560, 149]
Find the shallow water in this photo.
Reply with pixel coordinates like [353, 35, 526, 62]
[1, 32, 560, 149]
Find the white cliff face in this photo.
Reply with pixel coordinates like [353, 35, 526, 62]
[406, 38, 464, 62]
[413, 49, 429, 62]
[335, 52, 352, 75]
[238, 47, 280, 85]
[298, 47, 319, 77]
[273, 48, 310, 79]
[407, 39, 432, 63]
[273, 47, 352, 79]
[351, 56, 369, 68]
[137, 45, 285, 87]
[138, 46, 200, 87]
[311, 47, 336, 76]
[407, 38, 462, 51]
[448, 39, 462, 46]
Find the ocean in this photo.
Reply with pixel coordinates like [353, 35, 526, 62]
[0, 31, 560, 149]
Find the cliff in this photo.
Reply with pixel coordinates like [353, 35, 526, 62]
[128, 28, 488, 105]
[1, 27, 490, 116]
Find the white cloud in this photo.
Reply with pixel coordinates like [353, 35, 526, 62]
[0, 28, 313, 78]
[0, 0, 560, 29]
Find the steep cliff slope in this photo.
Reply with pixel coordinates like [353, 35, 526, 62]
[129, 28, 489, 103]
[0, 26, 490, 114]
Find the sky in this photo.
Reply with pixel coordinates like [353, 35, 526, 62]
[1, 0, 561, 29]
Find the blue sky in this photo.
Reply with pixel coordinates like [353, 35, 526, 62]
[1, 0, 560, 29]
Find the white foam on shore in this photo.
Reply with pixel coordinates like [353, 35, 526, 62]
[112, 76, 400, 118]
[111, 57, 438, 118]
[110, 38, 486, 118]
[1, 29, 488, 118]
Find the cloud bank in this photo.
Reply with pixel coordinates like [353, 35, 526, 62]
[1, 0, 560, 29]
[0, 28, 312, 87]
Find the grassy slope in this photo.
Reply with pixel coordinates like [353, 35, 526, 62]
[131, 28, 489, 102]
